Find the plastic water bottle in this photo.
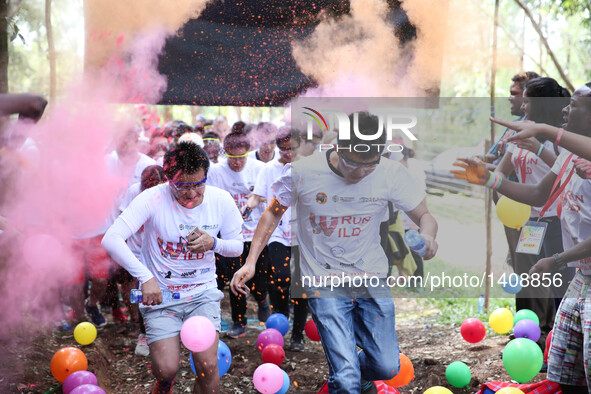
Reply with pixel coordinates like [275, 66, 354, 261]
[130, 289, 181, 304]
[477, 294, 485, 314]
[404, 230, 427, 257]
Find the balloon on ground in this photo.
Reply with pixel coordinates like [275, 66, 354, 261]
[253, 363, 284, 393]
[50, 347, 88, 383]
[275, 370, 290, 394]
[304, 319, 321, 342]
[489, 308, 514, 334]
[257, 328, 284, 352]
[70, 385, 106, 394]
[445, 361, 471, 388]
[496, 388, 525, 394]
[513, 319, 541, 342]
[460, 318, 486, 343]
[266, 313, 290, 336]
[63, 371, 98, 394]
[74, 322, 98, 346]
[502, 338, 543, 383]
[424, 387, 453, 394]
[190, 340, 232, 377]
[383, 354, 414, 388]
[261, 343, 285, 366]
[513, 309, 539, 326]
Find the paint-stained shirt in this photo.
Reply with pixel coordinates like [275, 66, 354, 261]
[118, 184, 243, 296]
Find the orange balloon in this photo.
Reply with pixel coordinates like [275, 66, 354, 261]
[50, 347, 88, 383]
[384, 354, 414, 388]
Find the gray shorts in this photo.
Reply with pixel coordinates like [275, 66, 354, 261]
[141, 287, 223, 344]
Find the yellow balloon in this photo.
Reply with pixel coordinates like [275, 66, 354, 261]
[74, 322, 97, 345]
[424, 387, 453, 394]
[496, 196, 531, 230]
[489, 308, 514, 334]
[496, 388, 525, 394]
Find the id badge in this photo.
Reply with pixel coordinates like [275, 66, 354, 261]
[516, 221, 548, 255]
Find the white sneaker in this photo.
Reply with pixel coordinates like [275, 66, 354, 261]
[135, 333, 150, 356]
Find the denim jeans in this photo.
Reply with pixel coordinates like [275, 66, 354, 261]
[307, 282, 400, 393]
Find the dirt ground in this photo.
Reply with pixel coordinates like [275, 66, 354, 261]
[0, 295, 546, 394]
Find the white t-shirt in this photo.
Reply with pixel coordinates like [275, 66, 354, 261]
[119, 184, 243, 296]
[248, 146, 280, 162]
[106, 151, 156, 187]
[551, 150, 591, 274]
[208, 158, 265, 241]
[119, 182, 144, 259]
[509, 141, 557, 217]
[253, 158, 292, 246]
[279, 152, 426, 278]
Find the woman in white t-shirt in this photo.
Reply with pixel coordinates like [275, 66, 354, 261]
[493, 77, 571, 346]
[102, 142, 243, 393]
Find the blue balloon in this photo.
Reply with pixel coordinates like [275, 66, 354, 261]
[190, 340, 232, 377]
[274, 370, 290, 394]
[502, 276, 523, 295]
[217, 340, 232, 377]
[266, 313, 290, 336]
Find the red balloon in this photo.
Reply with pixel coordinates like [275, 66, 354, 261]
[460, 318, 486, 343]
[261, 344, 285, 366]
[305, 319, 321, 342]
[544, 330, 552, 364]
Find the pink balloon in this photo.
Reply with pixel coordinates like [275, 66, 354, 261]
[180, 316, 216, 352]
[253, 363, 284, 393]
[256, 328, 284, 352]
[70, 385, 106, 394]
[63, 371, 98, 394]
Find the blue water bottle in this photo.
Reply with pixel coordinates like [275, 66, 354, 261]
[404, 230, 427, 257]
[130, 289, 181, 304]
[477, 294, 485, 314]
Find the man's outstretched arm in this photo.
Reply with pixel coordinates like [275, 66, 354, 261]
[229, 198, 288, 296]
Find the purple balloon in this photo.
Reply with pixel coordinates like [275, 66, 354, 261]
[256, 328, 284, 352]
[63, 371, 98, 394]
[70, 384, 106, 394]
[514, 318, 541, 342]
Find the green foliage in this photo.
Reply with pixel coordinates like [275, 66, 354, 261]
[420, 297, 515, 326]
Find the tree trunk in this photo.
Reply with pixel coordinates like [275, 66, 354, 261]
[45, 0, 56, 101]
[0, 0, 9, 94]
[485, 0, 501, 313]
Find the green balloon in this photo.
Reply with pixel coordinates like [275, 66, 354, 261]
[503, 338, 543, 383]
[514, 309, 539, 326]
[445, 361, 471, 388]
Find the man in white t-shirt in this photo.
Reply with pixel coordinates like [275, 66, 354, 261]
[208, 132, 271, 338]
[102, 142, 244, 393]
[231, 112, 439, 393]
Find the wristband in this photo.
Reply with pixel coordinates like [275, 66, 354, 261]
[485, 171, 496, 188]
[536, 144, 544, 157]
[494, 175, 503, 191]
[212, 237, 218, 252]
[555, 128, 565, 149]
[552, 253, 567, 272]
[491, 175, 500, 190]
